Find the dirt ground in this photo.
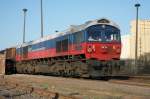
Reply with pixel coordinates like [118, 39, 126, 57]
[0, 74, 150, 99]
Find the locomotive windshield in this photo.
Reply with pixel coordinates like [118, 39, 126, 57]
[87, 25, 121, 42]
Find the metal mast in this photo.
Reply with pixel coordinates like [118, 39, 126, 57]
[23, 8, 28, 43]
[134, 3, 140, 73]
[41, 0, 44, 38]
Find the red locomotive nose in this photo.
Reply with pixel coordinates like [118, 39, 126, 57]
[116, 47, 121, 54]
[101, 45, 108, 53]
[112, 45, 121, 54]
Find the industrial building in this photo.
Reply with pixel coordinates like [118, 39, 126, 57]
[130, 20, 150, 59]
[121, 20, 150, 60]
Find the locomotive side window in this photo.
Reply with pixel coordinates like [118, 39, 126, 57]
[56, 38, 69, 53]
[73, 31, 84, 44]
[56, 41, 61, 52]
[22, 46, 28, 58]
[73, 31, 84, 50]
[28, 45, 32, 51]
[46, 39, 55, 49]
[62, 39, 68, 52]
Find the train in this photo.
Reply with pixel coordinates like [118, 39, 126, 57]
[1, 18, 122, 77]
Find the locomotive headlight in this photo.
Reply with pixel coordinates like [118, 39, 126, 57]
[113, 46, 116, 49]
[101, 45, 108, 54]
[92, 45, 96, 52]
[101, 46, 107, 49]
[101, 46, 105, 49]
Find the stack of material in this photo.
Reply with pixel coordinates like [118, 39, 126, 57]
[0, 54, 5, 75]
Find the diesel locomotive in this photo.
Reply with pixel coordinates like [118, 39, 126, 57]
[2, 18, 122, 77]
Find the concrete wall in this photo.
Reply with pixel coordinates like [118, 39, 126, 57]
[121, 34, 131, 59]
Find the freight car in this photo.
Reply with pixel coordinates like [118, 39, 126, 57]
[3, 18, 122, 77]
[0, 48, 16, 74]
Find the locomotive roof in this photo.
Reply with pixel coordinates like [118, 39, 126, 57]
[17, 18, 120, 48]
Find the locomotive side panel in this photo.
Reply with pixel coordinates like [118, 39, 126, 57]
[16, 30, 86, 61]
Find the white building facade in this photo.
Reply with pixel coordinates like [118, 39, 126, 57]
[121, 20, 150, 59]
[130, 20, 150, 59]
[121, 34, 131, 59]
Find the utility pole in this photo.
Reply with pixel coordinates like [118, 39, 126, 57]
[23, 8, 28, 43]
[134, 3, 140, 73]
[41, 0, 44, 38]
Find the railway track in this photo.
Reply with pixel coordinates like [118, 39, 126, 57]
[0, 74, 150, 99]
[109, 76, 150, 87]
[69, 75, 150, 87]
[0, 75, 75, 99]
[62, 75, 150, 88]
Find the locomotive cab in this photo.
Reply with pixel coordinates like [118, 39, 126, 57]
[85, 24, 121, 61]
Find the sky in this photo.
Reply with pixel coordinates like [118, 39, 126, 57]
[0, 0, 149, 50]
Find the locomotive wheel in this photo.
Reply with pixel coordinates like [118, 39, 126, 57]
[16, 62, 25, 74]
[47, 61, 89, 77]
[15, 59, 121, 78]
[70, 61, 89, 78]
[26, 62, 35, 74]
